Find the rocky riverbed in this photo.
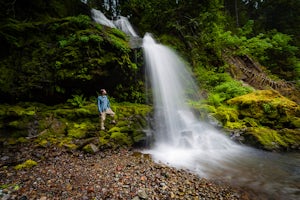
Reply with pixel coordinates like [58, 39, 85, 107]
[0, 144, 256, 200]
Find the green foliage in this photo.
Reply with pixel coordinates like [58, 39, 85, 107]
[195, 66, 253, 107]
[67, 94, 86, 108]
[107, 29, 130, 53]
[194, 67, 233, 91]
[0, 13, 143, 103]
[58, 34, 76, 47]
[206, 94, 225, 107]
[110, 132, 133, 146]
[69, 15, 91, 28]
[79, 35, 89, 43]
[219, 22, 300, 81]
[213, 81, 253, 101]
[67, 121, 91, 139]
[262, 103, 274, 114]
[205, 80, 253, 108]
[89, 34, 103, 42]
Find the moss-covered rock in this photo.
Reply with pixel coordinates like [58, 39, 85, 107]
[82, 143, 99, 154]
[225, 90, 300, 150]
[67, 121, 92, 139]
[110, 132, 133, 147]
[244, 127, 299, 151]
[228, 90, 299, 121]
[0, 102, 152, 150]
[212, 106, 242, 128]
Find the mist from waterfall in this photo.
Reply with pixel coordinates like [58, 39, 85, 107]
[142, 33, 300, 200]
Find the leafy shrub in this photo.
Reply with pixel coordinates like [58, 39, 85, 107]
[67, 94, 86, 108]
[69, 15, 91, 28]
[89, 34, 103, 42]
[79, 35, 89, 43]
[194, 67, 232, 91]
[206, 93, 225, 107]
[214, 81, 253, 101]
[59, 39, 68, 47]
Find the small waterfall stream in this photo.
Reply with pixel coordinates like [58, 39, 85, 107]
[91, 9, 116, 28]
[91, 9, 138, 37]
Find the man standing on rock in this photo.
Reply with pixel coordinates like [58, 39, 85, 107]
[97, 89, 116, 130]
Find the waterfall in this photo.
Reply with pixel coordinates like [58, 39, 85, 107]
[142, 32, 243, 170]
[114, 16, 138, 37]
[91, 8, 141, 49]
[142, 33, 300, 200]
[91, 9, 116, 28]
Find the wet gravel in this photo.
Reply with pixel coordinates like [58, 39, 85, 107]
[0, 145, 255, 200]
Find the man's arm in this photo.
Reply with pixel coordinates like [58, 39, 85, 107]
[97, 96, 102, 113]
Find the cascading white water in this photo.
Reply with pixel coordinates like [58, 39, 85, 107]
[91, 8, 139, 40]
[142, 33, 300, 199]
[91, 9, 116, 28]
[114, 16, 138, 37]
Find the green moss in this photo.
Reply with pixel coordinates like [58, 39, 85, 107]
[119, 126, 133, 133]
[7, 138, 18, 145]
[67, 122, 90, 139]
[245, 127, 289, 150]
[197, 104, 217, 113]
[14, 159, 37, 170]
[37, 139, 50, 147]
[73, 108, 92, 117]
[227, 90, 300, 145]
[228, 90, 299, 118]
[110, 132, 133, 146]
[244, 117, 259, 127]
[225, 121, 246, 130]
[58, 137, 78, 150]
[7, 120, 20, 128]
[53, 108, 75, 118]
[82, 143, 98, 154]
[291, 117, 300, 128]
[16, 137, 28, 143]
[4, 105, 37, 118]
[108, 127, 121, 133]
[115, 121, 128, 127]
[1, 102, 152, 149]
[212, 105, 240, 126]
[278, 129, 300, 145]
[99, 137, 110, 147]
[133, 130, 146, 142]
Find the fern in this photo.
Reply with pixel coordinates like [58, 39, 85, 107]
[67, 94, 86, 108]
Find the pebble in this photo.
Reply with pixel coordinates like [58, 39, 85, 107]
[0, 146, 255, 200]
